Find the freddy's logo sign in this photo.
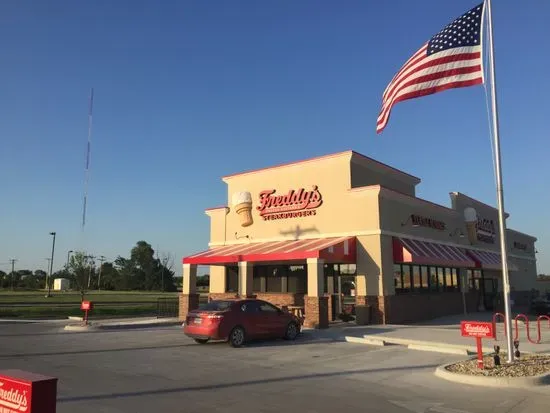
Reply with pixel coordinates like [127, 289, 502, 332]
[460, 321, 495, 339]
[0, 381, 29, 412]
[257, 185, 323, 221]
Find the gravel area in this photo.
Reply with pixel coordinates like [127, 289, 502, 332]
[445, 353, 550, 377]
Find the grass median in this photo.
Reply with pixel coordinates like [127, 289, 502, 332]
[0, 290, 180, 319]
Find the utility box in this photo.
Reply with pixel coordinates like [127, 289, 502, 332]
[53, 278, 70, 291]
[355, 305, 371, 325]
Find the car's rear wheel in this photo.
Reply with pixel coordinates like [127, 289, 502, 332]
[194, 338, 209, 344]
[229, 326, 246, 348]
[284, 322, 299, 341]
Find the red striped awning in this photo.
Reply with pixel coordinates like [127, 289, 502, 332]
[465, 249, 519, 271]
[183, 236, 356, 265]
[393, 237, 476, 268]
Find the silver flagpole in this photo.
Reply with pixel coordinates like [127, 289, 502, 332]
[485, 0, 514, 363]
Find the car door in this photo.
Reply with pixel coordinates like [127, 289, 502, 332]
[258, 301, 288, 337]
[238, 301, 266, 338]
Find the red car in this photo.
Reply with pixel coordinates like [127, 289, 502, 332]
[183, 299, 302, 347]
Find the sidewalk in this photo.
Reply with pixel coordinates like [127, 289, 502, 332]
[302, 312, 550, 355]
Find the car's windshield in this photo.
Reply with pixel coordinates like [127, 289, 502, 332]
[198, 301, 234, 311]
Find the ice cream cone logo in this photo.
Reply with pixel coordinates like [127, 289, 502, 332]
[232, 191, 253, 227]
[464, 207, 478, 244]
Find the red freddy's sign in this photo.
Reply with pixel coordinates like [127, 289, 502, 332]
[0, 369, 58, 413]
[257, 185, 323, 221]
[0, 379, 29, 413]
[460, 321, 495, 339]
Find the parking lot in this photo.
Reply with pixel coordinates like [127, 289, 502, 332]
[0, 321, 549, 412]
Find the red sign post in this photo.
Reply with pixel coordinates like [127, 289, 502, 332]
[0, 369, 57, 413]
[80, 301, 93, 325]
[460, 321, 495, 369]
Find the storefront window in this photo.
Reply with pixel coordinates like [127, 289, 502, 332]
[452, 268, 460, 291]
[445, 268, 453, 292]
[266, 266, 284, 292]
[420, 266, 429, 290]
[437, 267, 445, 290]
[402, 265, 411, 292]
[429, 267, 438, 292]
[288, 266, 307, 293]
[226, 266, 239, 293]
[394, 264, 403, 293]
[340, 264, 357, 276]
[412, 265, 422, 290]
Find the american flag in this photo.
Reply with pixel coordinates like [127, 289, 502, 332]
[377, 3, 485, 134]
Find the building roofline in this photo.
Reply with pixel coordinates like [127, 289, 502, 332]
[507, 228, 538, 241]
[449, 191, 510, 218]
[350, 151, 421, 183]
[221, 149, 420, 182]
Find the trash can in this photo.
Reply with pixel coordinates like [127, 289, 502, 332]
[355, 305, 371, 325]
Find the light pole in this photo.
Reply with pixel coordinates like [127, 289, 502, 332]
[47, 231, 56, 297]
[66, 250, 73, 269]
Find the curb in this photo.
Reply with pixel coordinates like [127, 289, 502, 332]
[435, 363, 550, 388]
[96, 320, 181, 330]
[344, 335, 495, 356]
[64, 324, 98, 332]
[345, 336, 388, 346]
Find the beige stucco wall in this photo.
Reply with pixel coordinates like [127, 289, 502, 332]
[213, 152, 382, 245]
[350, 153, 419, 197]
[209, 265, 226, 293]
[194, 151, 538, 299]
[379, 190, 468, 245]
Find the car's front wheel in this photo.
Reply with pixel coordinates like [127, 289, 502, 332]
[194, 338, 209, 344]
[284, 322, 299, 341]
[229, 326, 246, 348]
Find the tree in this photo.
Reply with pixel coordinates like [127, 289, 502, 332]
[67, 251, 93, 300]
[0, 270, 6, 288]
[98, 262, 119, 290]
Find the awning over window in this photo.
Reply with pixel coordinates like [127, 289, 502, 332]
[465, 249, 519, 271]
[183, 236, 356, 265]
[392, 237, 476, 268]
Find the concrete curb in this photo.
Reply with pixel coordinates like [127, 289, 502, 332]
[62, 318, 181, 332]
[435, 363, 550, 388]
[345, 336, 388, 346]
[95, 319, 181, 330]
[64, 324, 98, 332]
[344, 335, 495, 356]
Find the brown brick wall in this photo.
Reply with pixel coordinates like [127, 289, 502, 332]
[304, 296, 329, 329]
[208, 293, 240, 301]
[254, 293, 305, 309]
[179, 293, 200, 321]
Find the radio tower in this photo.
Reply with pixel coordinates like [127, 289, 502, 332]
[81, 88, 94, 232]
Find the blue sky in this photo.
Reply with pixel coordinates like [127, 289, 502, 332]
[1, 0, 548, 276]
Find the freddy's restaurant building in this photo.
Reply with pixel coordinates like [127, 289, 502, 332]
[180, 151, 538, 328]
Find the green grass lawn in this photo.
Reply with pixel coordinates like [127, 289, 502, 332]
[0, 290, 179, 303]
[0, 289, 211, 319]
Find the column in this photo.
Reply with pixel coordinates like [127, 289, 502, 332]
[305, 258, 328, 329]
[179, 264, 199, 321]
[238, 261, 254, 298]
[325, 273, 335, 322]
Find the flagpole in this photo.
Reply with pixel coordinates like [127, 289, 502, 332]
[485, 0, 514, 363]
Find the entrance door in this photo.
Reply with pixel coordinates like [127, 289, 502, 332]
[482, 278, 498, 311]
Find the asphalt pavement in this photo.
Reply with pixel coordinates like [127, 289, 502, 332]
[0, 321, 548, 413]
